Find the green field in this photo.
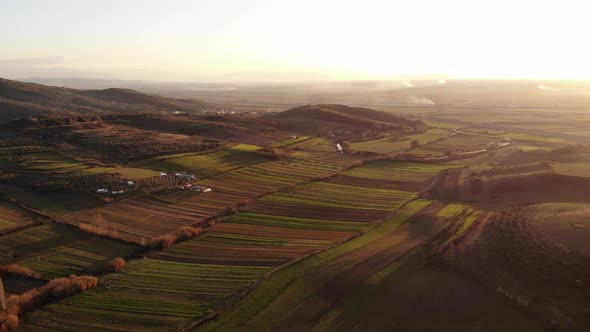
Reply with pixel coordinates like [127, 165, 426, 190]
[413, 133, 495, 155]
[133, 144, 267, 177]
[351, 128, 450, 154]
[0, 223, 141, 279]
[343, 160, 458, 182]
[199, 199, 432, 331]
[21, 259, 270, 332]
[288, 137, 335, 151]
[261, 182, 415, 211]
[503, 132, 567, 143]
[271, 136, 311, 147]
[436, 203, 468, 218]
[225, 212, 369, 232]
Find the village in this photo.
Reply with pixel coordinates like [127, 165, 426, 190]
[95, 172, 212, 196]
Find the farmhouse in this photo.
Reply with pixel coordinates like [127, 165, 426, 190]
[127, 181, 134, 186]
[336, 143, 344, 153]
[177, 183, 193, 190]
[96, 188, 108, 194]
[112, 190, 124, 195]
[175, 173, 197, 180]
[192, 185, 213, 193]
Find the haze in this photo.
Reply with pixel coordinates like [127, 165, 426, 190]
[2, 0, 589, 81]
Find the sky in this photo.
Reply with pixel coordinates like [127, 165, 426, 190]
[1, 0, 589, 81]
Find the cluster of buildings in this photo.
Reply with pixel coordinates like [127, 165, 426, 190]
[95, 180, 135, 195]
[95, 171, 213, 196]
[177, 182, 212, 193]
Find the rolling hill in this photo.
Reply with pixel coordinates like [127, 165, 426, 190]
[272, 104, 426, 136]
[0, 78, 209, 122]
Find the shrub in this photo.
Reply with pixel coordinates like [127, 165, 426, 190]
[79, 222, 108, 237]
[149, 226, 204, 249]
[7, 275, 97, 315]
[0, 264, 41, 279]
[107, 257, 126, 272]
[0, 314, 19, 331]
[174, 226, 203, 242]
[150, 234, 175, 249]
[350, 160, 366, 168]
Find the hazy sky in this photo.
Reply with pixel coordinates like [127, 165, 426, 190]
[1, 0, 589, 81]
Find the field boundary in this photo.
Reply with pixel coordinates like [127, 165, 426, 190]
[180, 170, 442, 331]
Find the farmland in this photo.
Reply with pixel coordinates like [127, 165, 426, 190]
[413, 133, 497, 155]
[350, 128, 451, 154]
[58, 152, 368, 244]
[0, 223, 140, 279]
[133, 144, 267, 178]
[0, 202, 46, 232]
[2, 78, 590, 331]
[16, 154, 440, 330]
[20, 259, 269, 332]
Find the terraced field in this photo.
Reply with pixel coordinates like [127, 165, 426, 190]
[59, 153, 365, 243]
[199, 199, 437, 331]
[413, 133, 497, 155]
[0, 202, 46, 232]
[287, 137, 335, 151]
[200, 201, 497, 332]
[332, 160, 458, 192]
[20, 259, 269, 332]
[224, 212, 369, 233]
[18, 158, 435, 330]
[60, 195, 218, 244]
[248, 182, 415, 222]
[0, 223, 140, 279]
[271, 136, 311, 147]
[150, 222, 352, 267]
[133, 144, 267, 178]
[4, 79, 590, 332]
[290, 150, 366, 165]
[350, 128, 451, 154]
[345, 160, 457, 182]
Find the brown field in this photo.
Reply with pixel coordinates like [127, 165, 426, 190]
[0, 202, 46, 232]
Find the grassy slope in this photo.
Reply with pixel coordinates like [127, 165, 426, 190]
[200, 199, 431, 331]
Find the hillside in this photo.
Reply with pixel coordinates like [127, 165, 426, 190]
[0, 78, 209, 122]
[272, 104, 425, 136]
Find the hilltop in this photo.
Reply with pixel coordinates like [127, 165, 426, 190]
[273, 104, 425, 137]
